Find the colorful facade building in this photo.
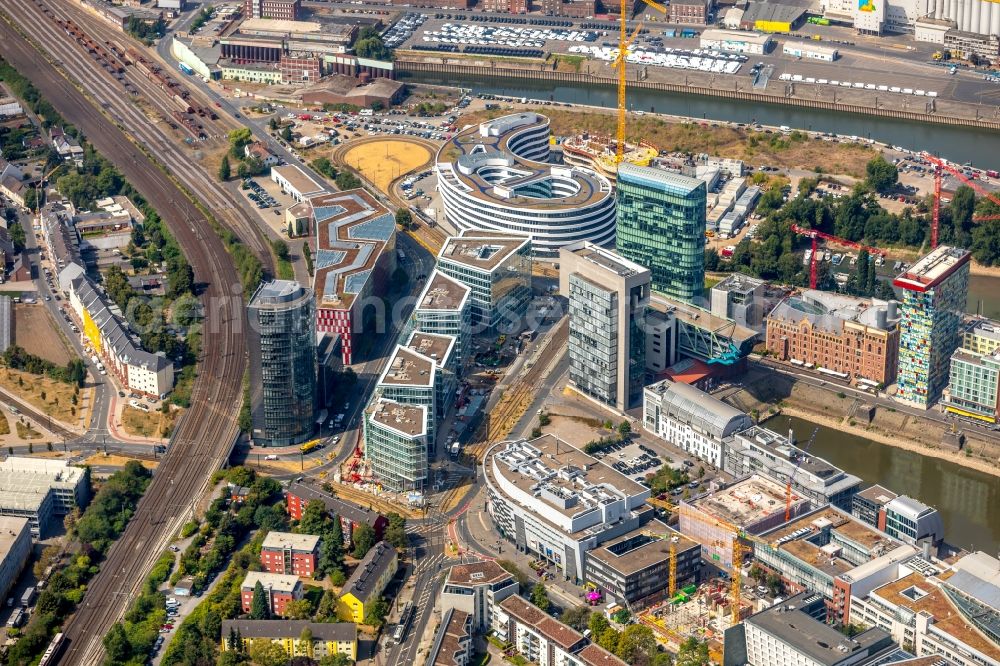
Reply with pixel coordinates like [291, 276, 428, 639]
[221, 620, 356, 661]
[893, 246, 970, 409]
[338, 541, 398, 623]
[240, 572, 304, 617]
[285, 482, 387, 545]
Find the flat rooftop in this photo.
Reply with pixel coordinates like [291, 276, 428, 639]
[568, 242, 649, 280]
[893, 246, 970, 292]
[488, 436, 646, 525]
[310, 189, 395, 310]
[438, 233, 530, 272]
[0, 517, 30, 553]
[762, 506, 897, 557]
[405, 331, 456, 368]
[965, 318, 1000, 343]
[445, 560, 514, 586]
[855, 484, 898, 508]
[735, 426, 850, 481]
[273, 164, 327, 198]
[416, 270, 470, 312]
[587, 523, 698, 576]
[873, 572, 1000, 662]
[379, 346, 434, 388]
[368, 399, 427, 438]
[241, 571, 300, 593]
[261, 531, 320, 552]
[249, 280, 311, 310]
[691, 474, 789, 527]
[651, 296, 758, 346]
[701, 28, 774, 45]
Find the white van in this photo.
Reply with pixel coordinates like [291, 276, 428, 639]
[359, 108, 374, 117]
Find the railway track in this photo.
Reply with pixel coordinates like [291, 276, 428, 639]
[0, 12, 248, 666]
[4, 0, 275, 274]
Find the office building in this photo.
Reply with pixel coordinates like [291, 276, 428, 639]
[309, 190, 397, 365]
[60, 263, 174, 398]
[271, 164, 327, 203]
[436, 113, 616, 254]
[260, 532, 320, 577]
[483, 436, 652, 584]
[723, 426, 862, 510]
[711, 273, 767, 330]
[560, 242, 651, 411]
[0, 518, 31, 606]
[240, 572, 304, 617]
[615, 163, 706, 302]
[944, 347, 1000, 422]
[411, 270, 471, 361]
[405, 332, 459, 417]
[679, 475, 808, 569]
[243, 0, 301, 20]
[441, 561, 518, 632]
[426, 608, 474, 666]
[375, 342, 445, 445]
[882, 496, 943, 546]
[363, 399, 428, 492]
[285, 482, 387, 545]
[961, 318, 1000, 355]
[753, 505, 907, 604]
[894, 246, 971, 409]
[221, 620, 356, 661]
[766, 290, 901, 386]
[584, 524, 701, 608]
[848, 551, 1000, 666]
[436, 232, 532, 333]
[338, 541, 398, 623]
[735, 592, 897, 666]
[0, 457, 89, 515]
[247, 281, 317, 447]
[851, 484, 898, 531]
[643, 378, 753, 467]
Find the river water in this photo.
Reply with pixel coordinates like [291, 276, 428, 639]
[405, 71, 1000, 166]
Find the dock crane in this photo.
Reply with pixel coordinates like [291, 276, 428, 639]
[785, 427, 819, 521]
[610, 0, 665, 163]
[924, 153, 1000, 249]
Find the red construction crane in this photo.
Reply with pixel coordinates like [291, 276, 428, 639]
[790, 224, 887, 289]
[924, 153, 1000, 248]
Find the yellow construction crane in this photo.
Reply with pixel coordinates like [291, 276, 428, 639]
[610, 0, 665, 163]
[644, 496, 680, 597]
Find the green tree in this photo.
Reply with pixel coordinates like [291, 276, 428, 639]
[329, 513, 344, 547]
[531, 582, 550, 612]
[355, 34, 391, 60]
[335, 172, 361, 190]
[561, 605, 592, 631]
[298, 499, 331, 535]
[385, 512, 407, 549]
[281, 125, 293, 142]
[615, 624, 657, 662]
[248, 640, 288, 666]
[218, 154, 231, 181]
[285, 598, 313, 620]
[865, 154, 898, 193]
[589, 612, 610, 637]
[351, 522, 377, 558]
[168, 261, 195, 299]
[319, 529, 344, 577]
[364, 597, 389, 627]
[318, 654, 353, 666]
[598, 627, 621, 653]
[103, 622, 131, 663]
[228, 127, 254, 155]
[498, 559, 530, 592]
[316, 588, 339, 621]
[617, 421, 631, 437]
[950, 185, 976, 247]
[675, 637, 710, 666]
[250, 580, 270, 619]
[395, 208, 413, 229]
[271, 239, 290, 262]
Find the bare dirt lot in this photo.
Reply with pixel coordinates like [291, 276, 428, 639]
[13, 304, 74, 366]
[120, 405, 179, 439]
[341, 138, 433, 192]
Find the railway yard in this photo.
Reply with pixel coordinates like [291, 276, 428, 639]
[0, 1, 256, 663]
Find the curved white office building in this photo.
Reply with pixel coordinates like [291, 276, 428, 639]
[436, 113, 616, 255]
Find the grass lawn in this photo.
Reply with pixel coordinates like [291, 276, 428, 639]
[0, 411, 8, 436]
[15, 421, 41, 439]
[121, 406, 180, 439]
[0, 369, 81, 424]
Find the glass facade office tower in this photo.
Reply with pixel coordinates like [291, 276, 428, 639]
[248, 280, 317, 446]
[893, 246, 970, 409]
[616, 163, 706, 303]
[559, 242, 651, 411]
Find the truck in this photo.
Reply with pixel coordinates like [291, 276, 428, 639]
[21, 587, 35, 608]
[6, 608, 24, 628]
[450, 442, 460, 458]
[178, 62, 193, 75]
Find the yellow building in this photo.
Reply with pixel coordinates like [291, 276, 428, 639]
[338, 540, 398, 623]
[220, 620, 357, 661]
[962, 319, 1000, 355]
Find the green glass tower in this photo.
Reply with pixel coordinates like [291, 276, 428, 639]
[615, 163, 706, 302]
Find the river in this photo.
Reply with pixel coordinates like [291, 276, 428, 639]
[772, 413, 1000, 553]
[404, 71, 1000, 167]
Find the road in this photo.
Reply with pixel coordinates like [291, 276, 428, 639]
[0, 9, 248, 666]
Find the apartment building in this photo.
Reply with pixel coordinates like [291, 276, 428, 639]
[765, 290, 901, 386]
[441, 561, 518, 632]
[260, 532, 320, 577]
[240, 572, 304, 617]
[944, 347, 1000, 422]
[494, 595, 588, 664]
[221, 620, 356, 661]
[285, 482, 387, 545]
[426, 608, 474, 666]
[338, 541, 398, 623]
